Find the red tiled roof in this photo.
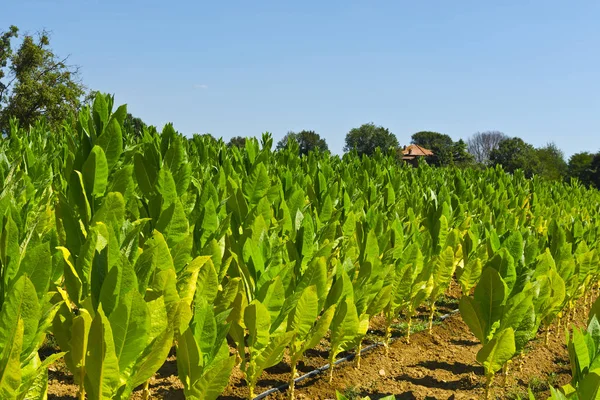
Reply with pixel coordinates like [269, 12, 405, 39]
[402, 144, 434, 156]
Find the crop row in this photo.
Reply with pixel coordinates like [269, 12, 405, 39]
[1, 94, 599, 399]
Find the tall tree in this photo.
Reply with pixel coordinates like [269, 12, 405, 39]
[410, 131, 472, 166]
[344, 123, 398, 156]
[449, 139, 475, 167]
[0, 25, 86, 133]
[411, 131, 453, 149]
[123, 113, 147, 138]
[567, 152, 595, 186]
[535, 142, 567, 181]
[590, 154, 600, 189]
[227, 136, 247, 148]
[489, 137, 539, 177]
[277, 130, 328, 155]
[467, 131, 508, 164]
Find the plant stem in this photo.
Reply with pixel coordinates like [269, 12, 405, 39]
[384, 323, 392, 355]
[142, 380, 150, 400]
[406, 316, 412, 344]
[545, 326, 551, 347]
[289, 361, 297, 400]
[485, 374, 494, 400]
[355, 341, 362, 369]
[248, 384, 255, 400]
[328, 358, 335, 383]
[428, 303, 436, 334]
[78, 367, 85, 400]
[503, 360, 511, 387]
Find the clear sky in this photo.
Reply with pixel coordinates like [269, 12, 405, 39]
[3, 0, 599, 157]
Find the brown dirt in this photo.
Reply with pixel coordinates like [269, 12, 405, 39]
[47, 286, 588, 400]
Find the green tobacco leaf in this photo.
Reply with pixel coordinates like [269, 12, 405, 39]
[289, 286, 319, 339]
[214, 278, 241, 315]
[195, 259, 219, 305]
[108, 165, 134, 197]
[243, 163, 269, 205]
[199, 200, 218, 248]
[156, 199, 189, 248]
[188, 355, 236, 400]
[0, 276, 39, 356]
[90, 192, 126, 230]
[17, 242, 51, 300]
[296, 257, 328, 309]
[171, 234, 193, 274]
[176, 328, 201, 392]
[191, 297, 217, 359]
[85, 306, 120, 400]
[0, 319, 23, 398]
[459, 296, 485, 343]
[69, 309, 92, 386]
[156, 168, 178, 209]
[92, 92, 108, 134]
[474, 267, 507, 339]
[300, 305, 336, 356]
[127, 327, 174, 391]
[134, 231, 173, 294]
[330, 297, 359, 360]
[572, 328, 591, 378]
[96, 118, 123, 170]
[177, 256, 211, 306]
[245, 300, 271, 352]
[500, 290, 534, 334]
[476, 328, 516, 377]
[503, 231, 524, 267]
[257, 277, 286, 331]
[109, 290, 150, 374]
[589, 297, 600, 327]
[163, 137, 191, 197]
[0, 213, 20, 293]
[458, 258, 482, 296]
[578, 371, 600, 400]
[110, 104, 127, 127]
[19, 351, 66, 400]
[487, 248, 516, 293]
[82, 146, 109, 198]
[254, 331, 294, 371]
[431, 246, 456, 297]
[549, 387, 569, 400]
[133, 153, 156, 198]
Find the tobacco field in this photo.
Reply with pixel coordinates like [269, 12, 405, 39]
[2, 93, 600, 400]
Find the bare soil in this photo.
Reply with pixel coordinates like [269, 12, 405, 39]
[46, 286, 588, 400]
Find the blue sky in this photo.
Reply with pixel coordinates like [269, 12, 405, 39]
[3, 0, 599, 157]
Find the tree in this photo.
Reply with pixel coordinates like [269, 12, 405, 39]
[535, 143, 567, 181]
[0, 25, 86, 133]
[123, 113, 147, 138]
[489, 137, 539, 177]
[448, 139, 475, 167]
[590, 154, 600, 189]
[410, 131, 472, 166]
[344, 123, 398, 156]
[277, 130, 328, 155]
[567, 152, 595, 186]
[411, 131, 453, 149]
[227, 136, 247, 148]
[467, 131, 508, 164]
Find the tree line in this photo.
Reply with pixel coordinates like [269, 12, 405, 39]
[1, 24, 598, 188]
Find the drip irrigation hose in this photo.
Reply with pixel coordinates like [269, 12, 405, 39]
[252, 308, 461, 400]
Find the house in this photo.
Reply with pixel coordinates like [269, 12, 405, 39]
[401, 144, 434, 166]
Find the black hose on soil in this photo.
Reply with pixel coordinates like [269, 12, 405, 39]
[252, 309, 460, 400]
